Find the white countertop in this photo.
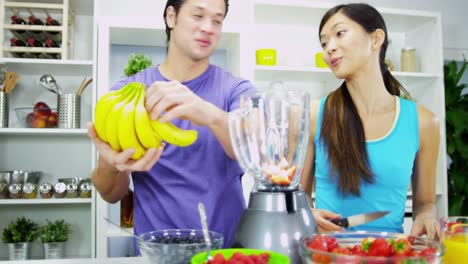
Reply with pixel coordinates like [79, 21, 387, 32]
[1, 257, 149, 264]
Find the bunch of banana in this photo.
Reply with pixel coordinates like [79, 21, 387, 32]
[94, 82, 198, 160]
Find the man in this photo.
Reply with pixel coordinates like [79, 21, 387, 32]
[88, 0, 256, 248]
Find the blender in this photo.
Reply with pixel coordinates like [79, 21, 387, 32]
[228, 89, 317, 263]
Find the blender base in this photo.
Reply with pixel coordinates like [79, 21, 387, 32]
[231, 189, 317, 263]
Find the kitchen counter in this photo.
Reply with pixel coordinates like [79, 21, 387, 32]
[2, 257, 149, 264]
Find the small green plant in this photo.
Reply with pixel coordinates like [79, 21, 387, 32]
[2, 217, 39, 243]
[38, 219, 72, 243]
[123, 53, 153, 77]
[444, 59, 468, 216]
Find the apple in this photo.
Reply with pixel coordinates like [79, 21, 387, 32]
[32, 116, 47, 128]
[26, 112, 35, 127]
[33, 102, 51, 118]
[47, 112, 58, 128]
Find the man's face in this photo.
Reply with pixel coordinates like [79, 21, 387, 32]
[167, 0, 226, 61]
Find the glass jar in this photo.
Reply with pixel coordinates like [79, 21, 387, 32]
[39, 182, 53, 199]
[120, 189, 134, 228]
[53, 182, 67, 198]
[8, 183, 22, 199]
[401, 47, 418, 72]
[0, 183, 8, 199]
[22, 183, 37, 199]
[79, 182, 92, 198]
[66, 183, 78, 198]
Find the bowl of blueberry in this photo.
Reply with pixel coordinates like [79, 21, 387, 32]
[137, 229, 223, 264]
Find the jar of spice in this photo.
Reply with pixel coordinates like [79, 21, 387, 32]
[54, 182, 67, 198]
[0, 183, 9, 199]
[65, 183, 78, 198]
[401, 47, 418, 72]
[22, 183, 37, 199]
[79, 182, 92, 198]
[9, 184, 22, 199]
[39, 182, 53, 199]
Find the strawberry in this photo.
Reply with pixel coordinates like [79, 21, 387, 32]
[367, 237, 392, 257]
[307, 235, 331, 263]
[419, 247, 437, 256]
[331, 246, 352, 255]
[307, 235, 328, 251]
[351, 244, 367, 256]
[392, 238, 412, 256]
[324, 236, 338, 252]
[362, 237, 375, 252]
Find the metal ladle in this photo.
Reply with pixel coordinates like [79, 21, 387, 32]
[39, 74, 62, 95]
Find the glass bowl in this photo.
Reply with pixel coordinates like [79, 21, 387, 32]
[299, 231, 444, 264]
[137, 229, 223, 264]
[191, 248, 290, 264]
[15, 107, 57, 128]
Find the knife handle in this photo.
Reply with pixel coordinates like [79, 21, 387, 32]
[330, 218, 349, 228]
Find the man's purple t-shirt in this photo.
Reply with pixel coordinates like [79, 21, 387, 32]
[110, 64, 256, 247]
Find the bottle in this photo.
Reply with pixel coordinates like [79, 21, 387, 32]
[28, 9, 47, 42]
[27, 37, 43, 47]
[120, 189, 134, 228]
[9, 38, 28, 58]
[65, 183, 78, 198]
[401, 47, 418, 72]
[44, 11, 62, 43]
[39, 182, 53, 198]
[45, 38, 59, 48]
[53, 182, 67, 198]
[22, 183, 37, 199]
[10, 15, 29, 42]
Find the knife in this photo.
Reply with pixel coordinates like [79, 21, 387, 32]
[330, 211, 390, 228]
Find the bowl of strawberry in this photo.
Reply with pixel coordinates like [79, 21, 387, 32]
[299, 231, 443, 264]
[190, 248, 290, 264]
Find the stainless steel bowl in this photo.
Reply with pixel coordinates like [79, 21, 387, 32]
[58, 177, 82, 185]
[0, 171, 12, 184]
[10, 170, 42, 184]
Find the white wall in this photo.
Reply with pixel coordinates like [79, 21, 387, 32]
[96, 0, 468, 61]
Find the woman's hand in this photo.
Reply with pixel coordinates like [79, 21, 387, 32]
[410, 211, 441, 240]
[87, 122, 164, 173]
[312, 209, 344, 233]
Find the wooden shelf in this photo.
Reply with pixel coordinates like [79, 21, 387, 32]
[0, 198, 91, 205]
[0, 128, 88, 135]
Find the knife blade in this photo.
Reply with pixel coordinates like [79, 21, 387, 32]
[330, 211, 390, 228]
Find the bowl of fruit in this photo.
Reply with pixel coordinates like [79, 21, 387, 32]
[15, 102, 57, 128]
[191, 248, 290, 264]
[299, 231, 443, 264]
[137, 229, 223, 264]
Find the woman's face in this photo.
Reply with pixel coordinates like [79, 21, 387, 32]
[319, 12, 374, 79]
[168, 0, 225, 61]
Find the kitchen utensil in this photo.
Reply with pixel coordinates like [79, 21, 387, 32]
[76, 77, 92, 96]
[198, 202, 213, 262]
[0, 64, 7, 91]
[39, 74, 62, 95]
[229, 89, 316, 264]
[58, 93, 81, 128]
[330, 210, 390, 228]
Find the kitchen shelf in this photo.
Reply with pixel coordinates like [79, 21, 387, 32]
[254, 65, 439, 83]
[0, 58, 93, 75]
[0, 198, 91, 205]
[0, 128, 88, 135]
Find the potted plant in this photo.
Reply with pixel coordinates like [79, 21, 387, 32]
[38, 219, 72, 259]
[2, 217, 39, 260]
[123, 53, 153, 77]
[444, 59, 468, 216]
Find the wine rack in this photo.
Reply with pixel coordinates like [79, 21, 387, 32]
[0, 0, 74, 60]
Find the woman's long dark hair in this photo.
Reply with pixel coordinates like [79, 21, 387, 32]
[318, 3, 410, 196]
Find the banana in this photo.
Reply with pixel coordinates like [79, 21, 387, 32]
[95, 87, 133, 142]
[118, 86, 146, 160]
[105, 87, 137, 151]
[134, 84, 163, 149]
[150, 119, 198, 147]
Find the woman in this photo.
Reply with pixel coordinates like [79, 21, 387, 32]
[301, 3, 440, 239]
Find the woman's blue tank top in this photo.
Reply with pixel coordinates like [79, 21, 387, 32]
[314, 96, 419, 233]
